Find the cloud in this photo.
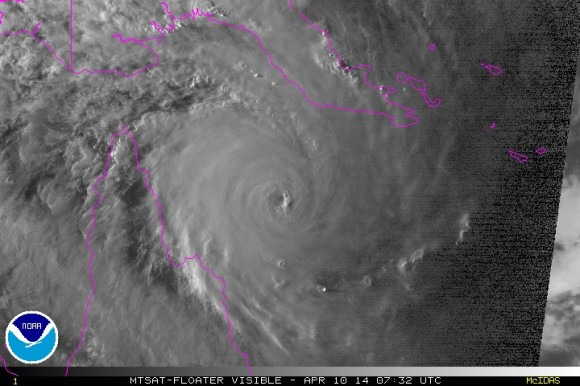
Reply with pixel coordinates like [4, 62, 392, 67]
[547, 176, 580, 297]
[540, 52, 580, 365]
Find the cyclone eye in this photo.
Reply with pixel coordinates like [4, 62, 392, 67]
[266, 185, 293, 217]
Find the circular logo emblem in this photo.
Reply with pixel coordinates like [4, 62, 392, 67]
[5, 311, 58, 364]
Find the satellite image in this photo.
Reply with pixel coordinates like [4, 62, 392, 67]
[0, 0, 579, 380]
[540, 53, 580, 367]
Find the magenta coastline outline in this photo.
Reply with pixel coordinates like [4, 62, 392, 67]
[288, 0, 440, 109]
[63, 126, 253, 376]
[287, 0, 440, 111]
[480, 62, 504, 76]
[1, 346, 18, 378]
[1, 0, 444, 377]
[509, 149, 529, 164]
[0, 0, 440, 128]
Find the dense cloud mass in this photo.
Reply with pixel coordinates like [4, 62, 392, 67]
[540, 54, 580, 366]
[0, 0, 577, 370]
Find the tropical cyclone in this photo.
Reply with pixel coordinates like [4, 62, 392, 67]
[2, 0, 561, 374]
[0, 0, 464, 370]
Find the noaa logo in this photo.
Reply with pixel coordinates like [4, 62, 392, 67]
[5, 311, 58, 364]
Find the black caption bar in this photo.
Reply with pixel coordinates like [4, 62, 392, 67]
[1, 376, 576, 386]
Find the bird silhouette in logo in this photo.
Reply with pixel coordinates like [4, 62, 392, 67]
[5, 311, 58, 364]
[7, 323, 55, 348]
